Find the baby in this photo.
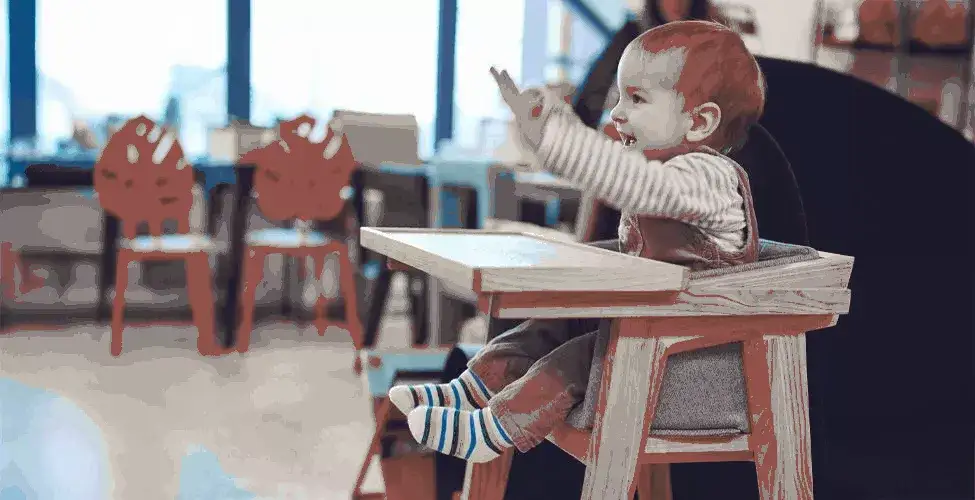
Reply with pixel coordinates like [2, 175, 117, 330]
[389, 20, 765, 463]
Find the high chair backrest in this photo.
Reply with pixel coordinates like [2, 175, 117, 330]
[93, 115, 196, 238]
[241, 114, 357, 222]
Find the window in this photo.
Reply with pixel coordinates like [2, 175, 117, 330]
[543, 1, 610, 85]
[569, 12, 607, 84]
[251, 0, 440, 157]
[36, 0, 227, 157]
[453, 0, 525, 152]
[0, 0, 8, 148]
[544, 0, 566, 82]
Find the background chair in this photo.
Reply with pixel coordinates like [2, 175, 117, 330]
[234, 114, 362, 353]
[93, 115, 222, 356]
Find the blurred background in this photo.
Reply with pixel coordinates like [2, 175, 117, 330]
[0, 0, 971, 178]
[0, 2, 972, 499]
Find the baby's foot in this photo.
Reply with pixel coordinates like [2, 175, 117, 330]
[388, 369, 492, 415]
[407, 406, 513, 463]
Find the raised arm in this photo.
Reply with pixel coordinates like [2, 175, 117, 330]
[529, 97, 745, 231]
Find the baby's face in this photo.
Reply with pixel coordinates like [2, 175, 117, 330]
[611, 46, 693, 153]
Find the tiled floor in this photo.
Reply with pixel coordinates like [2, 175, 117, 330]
[0, 275, 486, 500]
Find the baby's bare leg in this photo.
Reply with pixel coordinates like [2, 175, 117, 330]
[487, 330, 597, 452]
[468, 318, 600, 394]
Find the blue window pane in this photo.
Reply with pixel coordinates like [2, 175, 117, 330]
[251, 0, 439, 158]
[36, 0, 228, 158]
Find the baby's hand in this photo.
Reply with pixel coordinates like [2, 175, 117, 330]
[490, 67, 548, 147]
[490, 67, 542, 118]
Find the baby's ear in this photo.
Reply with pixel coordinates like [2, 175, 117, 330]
[685, 102, 722, 143]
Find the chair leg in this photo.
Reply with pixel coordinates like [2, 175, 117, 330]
[636, 464, 672, 500]
[110, 252, 131, 357]
[743, 335, 814, 500]
[186, 253, 220, 356]
[1, 242, 15, 300]
[338, 243, 364, 350]
[460, 448, 515, 500]
[581, 318, 670, 500]
[352, 398, 392, 498]
[236, 247, 265, 353]
[313, 251, 329, 336]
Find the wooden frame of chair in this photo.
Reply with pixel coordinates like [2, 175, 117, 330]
[461, 254, 853, 500]
[233, 114, 363, 353]
[93, 115, 224, 356]
[357, 227, 853, 500]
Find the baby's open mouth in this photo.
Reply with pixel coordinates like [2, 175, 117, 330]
[619, 132, 637, 146]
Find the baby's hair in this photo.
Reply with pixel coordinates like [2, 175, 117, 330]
[635, 21, 766, 152]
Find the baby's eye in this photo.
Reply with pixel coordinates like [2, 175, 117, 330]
[631, 94, 646, 104]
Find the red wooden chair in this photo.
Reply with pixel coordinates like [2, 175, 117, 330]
[857, 0, 901, 47]
[912, 0, 969, 48]
[234, 114, 363, 352]
[93, 115, 223, 356]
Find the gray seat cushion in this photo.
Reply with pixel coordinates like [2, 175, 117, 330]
[566, 239, 820, 434]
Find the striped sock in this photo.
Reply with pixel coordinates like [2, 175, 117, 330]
[389, 369, 492, 415]
[407, 406, 514, 463]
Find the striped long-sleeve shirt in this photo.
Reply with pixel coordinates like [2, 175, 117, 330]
[527, 94, 748, 253]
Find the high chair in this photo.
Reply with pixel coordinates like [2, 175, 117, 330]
[93, 115, 223, 356]
[358, 227, 853, 500]
[234, 114, 363, 353]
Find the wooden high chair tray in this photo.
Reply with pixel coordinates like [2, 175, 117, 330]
[360, 227, 686, 291]
[359, 228, 852, 320]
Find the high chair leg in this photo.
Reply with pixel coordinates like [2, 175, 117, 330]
[636, 464, 672, 500]
[110, 252, 131, 356]
[743, 335, 814, 500]
[236, 246, 264, 353]
[460, 448, 515, 500]
[186, 253, 219, 356]
[313, 251, 329, 336]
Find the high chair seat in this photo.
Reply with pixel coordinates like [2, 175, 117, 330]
[123, 234, 218, 253]
[245, 228, 330, 248]
[565, 240, 823, 434]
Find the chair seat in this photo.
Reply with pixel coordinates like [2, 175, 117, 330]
[124, 234, 217, 253]
[245, 228, 331, 248]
